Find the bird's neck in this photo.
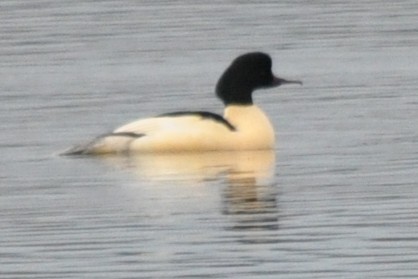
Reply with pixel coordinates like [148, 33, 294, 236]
[223, 105, 273, 132]
[216, 81, 253, 105]
[223, 104, 276, 149]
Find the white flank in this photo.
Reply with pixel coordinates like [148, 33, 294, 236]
[76, 105, 275, 154]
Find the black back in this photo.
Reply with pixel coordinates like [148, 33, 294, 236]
[158, 111, 236, 131]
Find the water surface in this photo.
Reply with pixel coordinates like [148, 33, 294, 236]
[1, 1, 418, 278]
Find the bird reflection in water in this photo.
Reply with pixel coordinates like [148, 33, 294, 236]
[222, 172, 279, 232]
[101, 150, 279, 241]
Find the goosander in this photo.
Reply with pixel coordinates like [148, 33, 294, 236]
[63, 52, 301, 155]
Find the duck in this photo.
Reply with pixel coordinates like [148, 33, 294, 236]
[62, 52, 302, 155]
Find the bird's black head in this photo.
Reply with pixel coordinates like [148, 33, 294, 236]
[216, 52, 302, 105]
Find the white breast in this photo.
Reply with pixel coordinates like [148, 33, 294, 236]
[224, 105, 275, 150]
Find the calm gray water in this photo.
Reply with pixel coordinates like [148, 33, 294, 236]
[1, 1, 418, 278]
